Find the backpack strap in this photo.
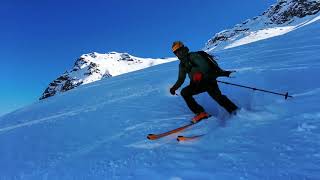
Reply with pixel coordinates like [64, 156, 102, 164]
[196, 51, 220, 69]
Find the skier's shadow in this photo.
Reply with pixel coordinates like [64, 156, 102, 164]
[209, 109, 234, 128]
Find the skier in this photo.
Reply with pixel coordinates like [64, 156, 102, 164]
[170, 41, 238, 123]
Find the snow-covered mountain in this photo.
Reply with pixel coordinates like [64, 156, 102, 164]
[205, 0, 320, 51]
[40, 52, 175, 100]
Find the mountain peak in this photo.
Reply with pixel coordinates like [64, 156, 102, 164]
[39, 52, 175, 100]
[205, 0, 320, 51]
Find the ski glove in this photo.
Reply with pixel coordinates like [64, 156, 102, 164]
[170, 87, 176, 95]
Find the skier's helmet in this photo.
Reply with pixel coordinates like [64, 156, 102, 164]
[172, 41, 184, 53]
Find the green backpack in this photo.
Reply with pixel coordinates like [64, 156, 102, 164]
[196, 51, 224, 75]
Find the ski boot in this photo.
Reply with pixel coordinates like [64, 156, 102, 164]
[191, 112, 210, 123]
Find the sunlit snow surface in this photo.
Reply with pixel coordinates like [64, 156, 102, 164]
[207, 12, 320, 51]
[0, 21, 320, 180]
[76, 52, 176, 85]
[224, 14, 320, 50]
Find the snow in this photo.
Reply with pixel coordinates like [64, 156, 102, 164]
[205, 1, 320, 51]
[0, 20, 319, 179]
[224, 26, 294, 49]
[72, 52, 176, 84]
[224, 13, 320, 50]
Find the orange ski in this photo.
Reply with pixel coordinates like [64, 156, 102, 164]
[147, 123, 194, 140]
[147, 115, 210, 141]
[177, 134, 205, 142]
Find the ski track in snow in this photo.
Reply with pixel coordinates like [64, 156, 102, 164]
[293, 88, 320, 97]
[0, 109, 82, 134]
[0, 84, 161, 134]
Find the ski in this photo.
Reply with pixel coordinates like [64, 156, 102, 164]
[177, 134, 205, 142]
[147, 117, 208, 140]
[147, 123, 194, 140]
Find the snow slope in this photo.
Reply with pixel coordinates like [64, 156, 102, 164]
[0, 19, 319, 179]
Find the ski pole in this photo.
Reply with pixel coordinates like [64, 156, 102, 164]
[217, 80, 293, 99]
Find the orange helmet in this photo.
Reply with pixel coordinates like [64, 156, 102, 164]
[172, 41, 184, 52]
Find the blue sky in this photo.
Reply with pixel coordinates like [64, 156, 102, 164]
[0, 0, 276, 116]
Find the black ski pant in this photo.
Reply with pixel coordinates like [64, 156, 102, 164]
[180, 80, 238, 114]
